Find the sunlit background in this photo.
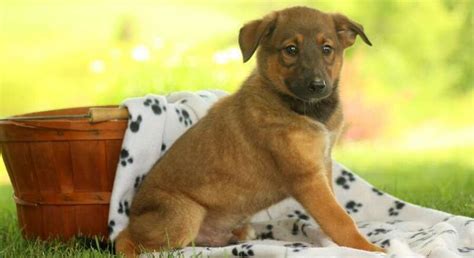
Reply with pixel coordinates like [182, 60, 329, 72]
[0, 0, 473, 215]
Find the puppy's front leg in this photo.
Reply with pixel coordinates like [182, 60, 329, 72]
[272, 130, 383, 252]
[291, 171, 382, 251]
[325, 158, 334, 193]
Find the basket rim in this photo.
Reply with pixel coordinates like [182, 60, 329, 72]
[0, 106, 127, 142]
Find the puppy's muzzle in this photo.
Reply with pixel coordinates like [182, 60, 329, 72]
[286, 77, 332, 102]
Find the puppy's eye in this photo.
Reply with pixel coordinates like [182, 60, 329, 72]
[322, 45, 333, 55]
[284, 45, 298, 56]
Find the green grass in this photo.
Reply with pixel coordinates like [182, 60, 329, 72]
[0, 146, 472, 257]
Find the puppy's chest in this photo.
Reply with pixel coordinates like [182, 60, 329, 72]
[307, 119, 340, 158]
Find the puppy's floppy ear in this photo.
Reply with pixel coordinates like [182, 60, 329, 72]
[239, 12, 277, 63]
[332, 13, 372, 48]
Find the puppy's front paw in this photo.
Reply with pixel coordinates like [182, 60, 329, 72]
[347, 234, 385, 253]
[355, 240, 385, 253]
[367, 244, 385, 253]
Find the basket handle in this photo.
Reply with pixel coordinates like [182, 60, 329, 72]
[88, 107, 129, 123]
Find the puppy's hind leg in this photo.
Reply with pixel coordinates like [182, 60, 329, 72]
[194, 214, 253, 247]
[127, 189, 206, 254]
[115, 228, 138, 257]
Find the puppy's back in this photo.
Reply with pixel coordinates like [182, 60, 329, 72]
[131, 93, 284, 215]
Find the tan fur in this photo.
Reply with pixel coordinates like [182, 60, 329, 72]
[116, 6, 383, 257]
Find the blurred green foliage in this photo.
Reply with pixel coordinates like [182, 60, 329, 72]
[0, 0, 472, 144]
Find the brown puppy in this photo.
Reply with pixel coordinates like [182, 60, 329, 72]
[116, 6, 383, 256]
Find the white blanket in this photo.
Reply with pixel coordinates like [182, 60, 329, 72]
[108, 91, 473, 258]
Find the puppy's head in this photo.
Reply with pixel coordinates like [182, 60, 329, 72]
[239, 6, 371, 102]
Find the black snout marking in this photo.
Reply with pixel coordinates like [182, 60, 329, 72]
[309, 79, 326, 92]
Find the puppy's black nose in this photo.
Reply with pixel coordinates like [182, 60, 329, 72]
[308, 79, 326, 92]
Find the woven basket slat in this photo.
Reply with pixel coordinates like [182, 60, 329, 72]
[53, 142, 75, 193]
[30, 142, 61, 193]
[104, 140, 122, 190]
[71, 141, 107, 192]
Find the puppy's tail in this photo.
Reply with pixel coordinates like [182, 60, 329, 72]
[115, 228, 138, 258]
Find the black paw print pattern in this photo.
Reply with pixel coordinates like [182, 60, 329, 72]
[409, 228, 436, 246]
[134, 175, 146, 190]
[257, 224, 275, 240]
[175, 107, 193, 127]
[120, 149, 133, 167]
[367, 228, 391, 237]
[129, 114, 142, 133]
[386, 219, 404, 225]
[144, 98, 167, 115]
[287, 210, 310, 236]
[443, 216, 455, 222]
[410, 228, 430, 239]
[231, 244, 254, 257]
[287, 210, 310, 220]
[380, 239, 390, 248]
[108, 220, 115, 234]
[118, 200, 130, 216]
[458, 247, 474, 253]
[372, 187, 384, 196]
[335, 170, 355, 189]
[345, 200, 363, 214]
[410, 228, 456, 249]
[284, 242, 309, 252]
[388, 200, 406, 216]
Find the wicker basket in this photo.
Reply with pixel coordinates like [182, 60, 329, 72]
[0, 107, 127, 240]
